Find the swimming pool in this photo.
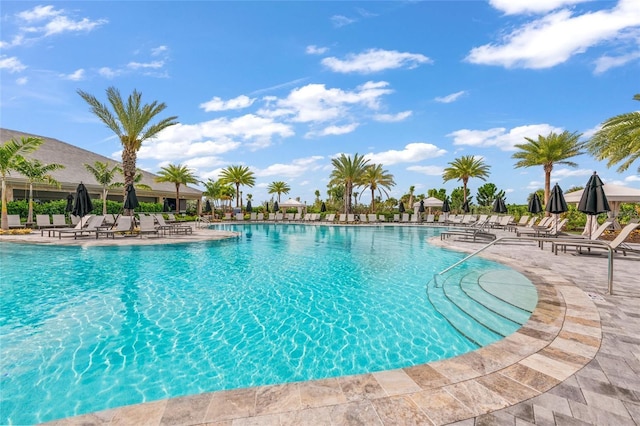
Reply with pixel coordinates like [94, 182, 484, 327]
[0, 224, 535, 424]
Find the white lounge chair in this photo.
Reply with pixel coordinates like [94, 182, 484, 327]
[96, 216, 133, 239]
[35, 215, 54, 235]
[552, 222, 639, 256]
[6, 214, 25, 229]
[52, 215, 102, 239]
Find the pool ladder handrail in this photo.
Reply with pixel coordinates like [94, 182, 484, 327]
[436, 236, 615, 294]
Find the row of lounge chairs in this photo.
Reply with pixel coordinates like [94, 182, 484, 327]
[43, 214, 193, 239]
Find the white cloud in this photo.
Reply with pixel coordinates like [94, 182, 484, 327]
[254, 156, 324, 178]
[4, 5, 106, 48]
[98, 67, 119, 79]
[467, 0, 640, 69]
[261, 81, 393, 124]
[374, 111, 412, 122]
[435, 91, 466, 103]
[322, 48, 432, 74]
[625, 175, 640, 182]
[312, 123, 359, 137]
[306, 45, 328, 55]
[553, 168, 593, 178]
[183, 156, 227, 169]
[0, 56, 27, 73]
[526, 180, 544, 190]
[200, 95, 256, 112]
[141, 114, 294, 160]
[364, 143, 447, 165]
[594, 51, 640, 74]
[16, 76, 28, 85]
[151, 45, 168, 56]
[61, 68, 85, 81]
[331, 15, 355, 27]
[406, 165, 445, 176]
[448, 124, 564, 151]
[489, 0, 591, 15]
[127, 60, 164, 70]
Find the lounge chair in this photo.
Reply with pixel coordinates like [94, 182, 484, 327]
[138, 215, 160, 238]
[52, 214, 69, 228]
[552, 222, 640, 256]
[235, 212, 244, 221]
[257, 213, 264, 221]
[52, 215, 103, 239]
[401, 213, 410, 223]
[6, 215, 25, 229]
[378, 215, 386, 222]
[249, 212, 257, 221]
[35, 215, 54, 235]
[423, 214, 435, 224]
[324, 213, 335, 223]
[154, 214, 192, 235]
[96, 216, 133, 239]
[360, 214, 367, 223]
[393, 214, 400, 222]
[338, 214, 347, 223]
[437, 215, 447, 224]
[515, 215, 530, 227]
[347, 214, 356, 223]
[368, 214, 378, 223]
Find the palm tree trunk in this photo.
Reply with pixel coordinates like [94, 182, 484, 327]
[1, 178, 8, 230]
[463, 178, 469, 202]
[236, 183, 240, 207]
[345, 181, 352, 213]
[371, 188, 375, 212]
[544, 166, 552, 216]
[28, 182, 34, 224]
[175, 183, 181, 213]
[122, 147, 137, 215]
[102, 187, 108, 215]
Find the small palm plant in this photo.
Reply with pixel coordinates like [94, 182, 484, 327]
[16, 158, 64, 224]
[155, 164, 200, 213]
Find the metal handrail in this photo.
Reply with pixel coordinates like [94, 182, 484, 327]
[437, 236, 615, 294]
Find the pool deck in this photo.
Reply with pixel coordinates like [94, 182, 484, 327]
[3, 223, 639, 425]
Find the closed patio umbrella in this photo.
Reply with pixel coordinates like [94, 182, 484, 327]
[72, 183, 93, 227]
[163, 198, 170, 212]
[246, 200, 252, 213]
[65, 193, 74, 213]
[578, 172, 610, 238]
[546, 183, 568, 233]
[273, 201, 279, 212]
[320, 201, 326, 213]
[418, 199, 425, 212]
[442, 198, 450, 221]
[528, 193, 543, 214]
[493, 197, 507, 214]
[398, 201, 405, 213]
[204, 199, 212, 213]
[461, 200, 470, 213]
[124, 184, 139, 211]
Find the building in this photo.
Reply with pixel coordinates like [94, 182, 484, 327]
[1, 128, 203, 212]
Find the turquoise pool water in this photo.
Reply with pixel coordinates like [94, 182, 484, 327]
[1, 224, 532, 424]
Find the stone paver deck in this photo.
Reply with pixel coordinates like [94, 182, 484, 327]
[2, 223, 639, 425]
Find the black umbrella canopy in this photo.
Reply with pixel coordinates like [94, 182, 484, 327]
[398, 201, 405, 213]
[441, 198, 451, 213]
[418, 199, 425, 212]
[246, 200, 252, 213]
[528, 193, 543, 214]
[578, 172, 610, 215]
[320, 201, 327, 212]
[273, 201, 279, 212]
[65, 193, 74, 212]
[265, 203, 269, 213]
[204, 199, 212, 213]
[123, 184, 139, 211]
[163, 198, 170, 212]
[546, 183, 568, 214]
[461, 200, 470, 213]
[493, 197, 507, 214]
[72, 183, 93, 227]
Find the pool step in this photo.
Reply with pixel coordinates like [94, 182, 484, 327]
[427, 273, 502, 347]
[476, 270, 538, 313]
[443, 272, 522, 337]
[460, 271, 533, 325]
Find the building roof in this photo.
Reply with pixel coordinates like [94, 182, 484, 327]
[1, 128, 202, 199]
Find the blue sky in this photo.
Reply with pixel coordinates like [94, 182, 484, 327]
[1, 0, 639, 205]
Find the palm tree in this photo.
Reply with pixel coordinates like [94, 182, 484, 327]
[408, 185, 416, 208]
[442, 155, 491, 203]
[512, 131, 584, 205]
[77, 87, 178, 205]
[360, 164, 395, 212]
[155, 164, 200, 213]
[267, 181, 291, 203]
[84, 161, 122, 215]
[1, 136, 43, 230]
[16, 158, 64, 224]
[219, 165, 255, 207]
[587, 94, 640, 173]
[329, 153, 369, 213]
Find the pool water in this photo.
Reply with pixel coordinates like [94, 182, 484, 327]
[1, 224, 531, 424]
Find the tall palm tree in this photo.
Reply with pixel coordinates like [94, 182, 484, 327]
[360, 164, 395, 212]
[1, 136, 43, 230]
[587, 94, 640, 173]
[219, 165, 255, 207]
[512, 131, 584, 205]
[16, 158, 64, 224]
[267, 181, 291, 203]
[442, 155, 491, 203]
[84, 161, 122, 215]
[77, 87, 178, 208]
[155, 164, 200, 213]
[329, 153, 369, 213]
